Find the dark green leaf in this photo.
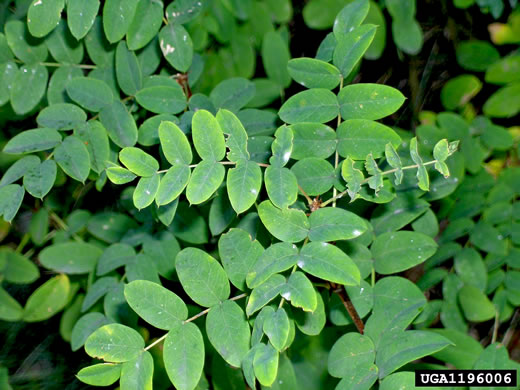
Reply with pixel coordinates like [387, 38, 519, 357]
[54, 135, 91, 182]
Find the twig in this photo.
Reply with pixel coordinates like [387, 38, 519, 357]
[336, 286, 364, 334]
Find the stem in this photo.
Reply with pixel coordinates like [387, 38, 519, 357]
[337, 287, 364, 334]
[298, 184, 313, 206]
[503, 309, 519, 348]
[320, 160, 439, 208]
[332, 76, 344, 208]
[143, 293, 248, 352]
[491, 310, 499, 344]
[15, 234, 30, 253]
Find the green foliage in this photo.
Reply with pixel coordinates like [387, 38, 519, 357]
[0, 0, 519, 389]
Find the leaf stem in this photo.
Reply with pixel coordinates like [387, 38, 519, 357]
[298, 184, 313, 206]
[332, 76, 344, 208]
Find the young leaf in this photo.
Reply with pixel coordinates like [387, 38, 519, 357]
[3, 128, 61, 155]
[257, 200, 310, 243]
[253, 343, 279, 387]
[433, 139, 453, 178]
[384, 143, 403, 185]
[281, 271, 317, 312]
[279, 89, 339, 124]
[120, 351, 154, 389]
[85, 323, 145, 363]
[308, 207, 368, 241]
[246, 274, 286, 316]
[333, 24, 377, 78]
[227, 160, 262, 214]
[158, 121, 192, 165]
[106, 166, 137, 185]
[409, 137, 429, 191]
[156, 165, 190, 206]
[133, 174, 160, 210]
[54, 136, 91, 183]
[163, 322, 205, 390]
[119, 147, 159, 177]
[206, 300, 251, 367]
[23, 274, 70, 322]
[263, 308, 290, 351]
[333, 0, 370, 38]
[365, 154, 384, 195]
[191, 110, 226, 161]
[185, 160, 225, 205]
[77, 363, 121, 386]
[270, 125, 293, 167]
[341, 157, 364, 201]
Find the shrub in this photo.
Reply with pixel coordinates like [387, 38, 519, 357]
[0, 0, 519, 389]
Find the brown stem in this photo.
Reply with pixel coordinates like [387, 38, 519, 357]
[336, 286, 364, 334]
[297, 184, 313, 206]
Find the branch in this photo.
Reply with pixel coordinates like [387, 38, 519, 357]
[336, 286, 364, 334]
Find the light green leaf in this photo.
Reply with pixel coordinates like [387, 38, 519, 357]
[120, 351, 153, 390]
[263, 307, 290, 351]
[158, 121, 192, 165]
[210, 78, 256, 112]
[77, 364, 121, 387]
[287, 58, 341, 90]
[127, 0, 163, 50]
[176, 247, 230, 307]
[106, 166, 136, 185]
[85, 323, 144, 363]
[136, 84, 187, 115]
[163, 322, 205, 390]
[279, 89, 339, 124]
[309, 207, 367, 242]
[257, 200, 309, 243]
[66, 77, 114, 112]
[337, 119, 401, 160]
[54, 135, 91, 182]
[36, 103, 86, 130]
[27, 0, 64, 38]
[39, 242, 101, 274]
[384, 143, 403, 185]
[333, 24, 376, 78]
[115, 41, 142, 96]
[458, 285, 496, 322]
[67, 0, 100, 40]
[102, 0, 139, 43]
[246, 242, 299, 289]
[119, 147, 159, 177]
[10, 64, 48, 115]
[156, 164, 190, 206]
[483, 83, 520, 118]
[270, 125, 293, 167]
[338, 84, 405, 120]
[265, 166, 298, 209]
[365, 154, 383, 195]
[3, 128, 61, 154]
[0, 185, 24, 223]
[186, 160, 225, 205]
[341, 157, 364, 201]
[293, 288, 326, 335]
[158, 23, 193, 72]
[134, 174, 160, 210]
[299, 242, 360, 286]
[328, 332, 375, 378]
[23, 160, 56, 199]
[333, 0, 370, 38]
[281, 271, 317, 312]
[227, 160, 262, 214]
[253, 343, 279, 387]
[192, 110, 226, 161]
[409, 137, 429, 191]
[216, 109, 250, 162]
[246, 274, 286, 316]
[75, 121, 110, 174]
[262, 31, 291, 88]
[23, 274, 70, 322]
[0, 287, 22, 321]
[441, 74, 482, 110]
[99, 100, 138, 147]
[206, 300, 250, 367]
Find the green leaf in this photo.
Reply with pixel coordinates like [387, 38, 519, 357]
[75, 121, 110, 174]
[0, 248, 39, 284]
[483, 83, 520, 118]
[133, 174, 160, 210]
[119, 147, 159, 177]
[328, 333, 375, 378]
[142, 232, 181, 279]
[333, 0, 370, 38]
[0, 156, 39, 188]
[54, 135, 91, 182]
[458, 285, 496, 322]
[265, 166, 298, 209]
[27, 0, 64, 38]
[270, 125, 293, 167]
[392, 19, 423, 55]
[3, 128, 61, 154]
[85, 323, 144, 363]
[67, 0, 100, 40]
[176, 247, 230, 307]
[378, 372, 422, 390]
[136, 85, 187, 114]
[279, 89, 339, 124]
[102, 0, 139, 43]
[120, 351, 154, 389]
[77, 364, 121, 386]
[23, 274, 70, 322]
[206, 300, 251, 367]
[0, 184, 24, 223]
[365, 154, 383, 195]
[156, 164, 190, 206]
[227, 160, 262, 214]
[281, 271, 317, 312]
[163, 322, 205, 390]
[216, 109, 250, 161]
[71, 313, 111, 351]
[36, 103, 86, 130]
[341, 157, 364, 200]
[246, 274, 286, 316]
[126, 0, 163, 50]
[337, 119, 401, 160]
[124, 280, 187, 330]
[210, 78, 256, 112]
[47, 66, 84, 106]
[81, 276, 119, 312]
[309, 207, 368, 242]
[485, 55, 520, 85]
[291, 157, 335, 196]
[23, 160, 56, 199]
[5, 20, 48, 63]
[218, 228, 263, 291]
[99, 100, 138, 148]
[257, 200, 309, 243]
[409, 137, 429, 191]
[106, 166, 136, 185]
[384, 143, 403, 184]
[66, 77, 114, 112]
[115, 41, 142, 96]
[376, 330, 451, 378]
[456, 40, 500, 71]
[39, 242, 102, 274]
[441, 74, 482, 110]
[158, 121, 192, 165]
[45, 20, 84, 64]
[246, 242, 299, 289]
[262, 31, 291, 88]
[287, 58, 341, 90]
[158, 23, 193, 72]
[470, 221, 508, 256]
[371, 195, 429, 235]
[263, 307, 290, 351]
[290, 123, 337, 160]
[192, 110, 226, 161]
[335, 365, 379, 390]
[454, 248, 487, 290]
[299, 242, 360, 286]
[372, 231, 437, 274]
[0, 287, 23, 321]
[293, 289, 326, 335]
[253, 343, 279, 387]
[333, 24, 376, 78]
[186, 160, 225, 205]
[10, 64, 48, 115]
[338, 84, 405, 120]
